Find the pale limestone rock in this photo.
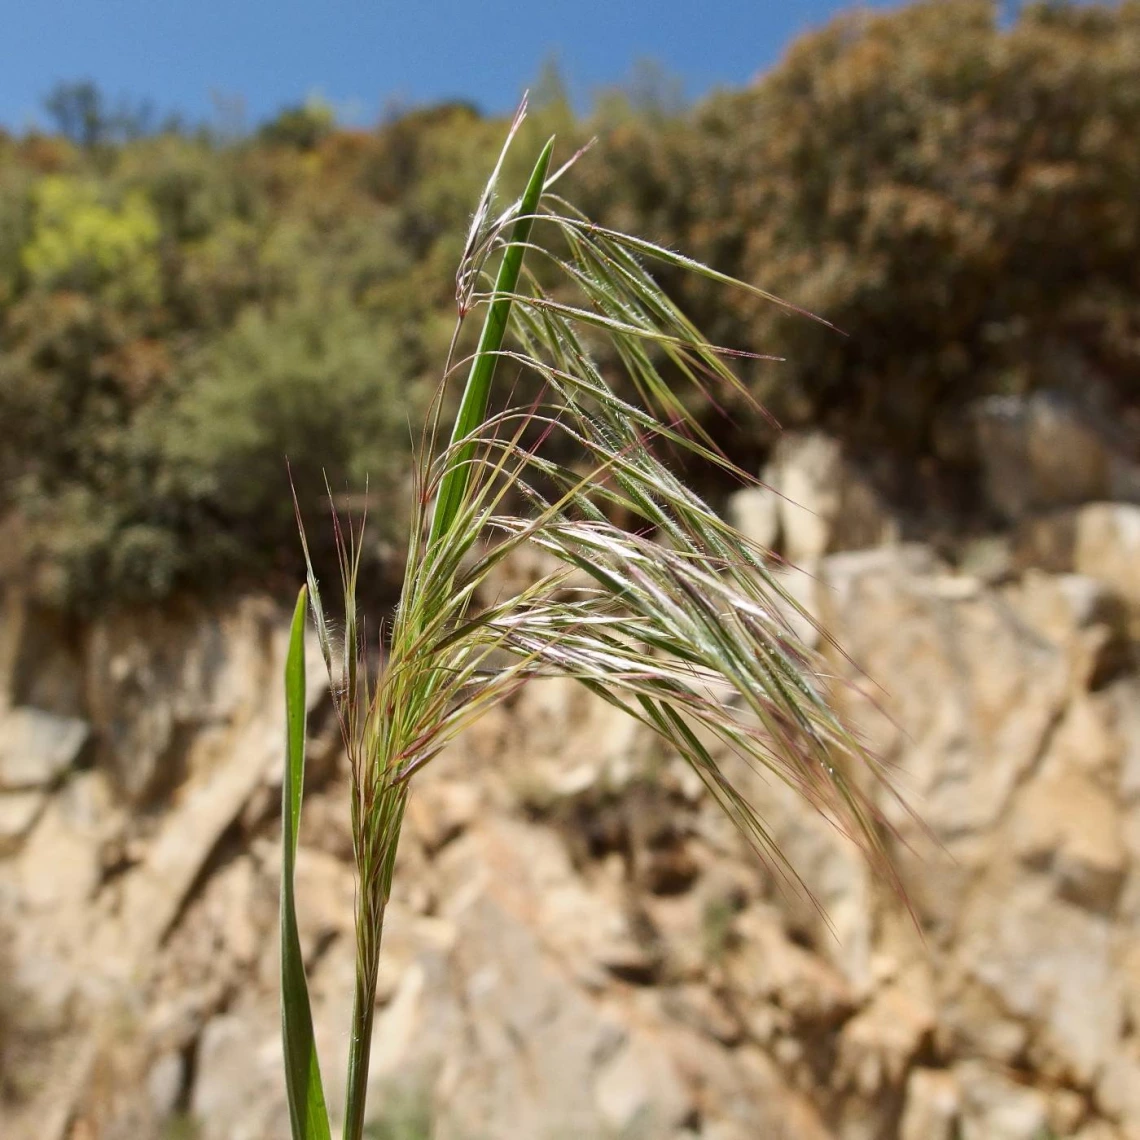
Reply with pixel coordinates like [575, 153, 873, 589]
[1047, 1087, 1089, 1137]
[501, 673, 650, 803]
[0, 789, 46, 853]
[145, 1051, 185, 1120]
[725, 484, 780, 551]
[373, 913, 457, 1005]
[433, 896, 623, 1140]
[85, 597, 325, 804]
[900, 1068, 961, 1140]
[1, 593, 325, 1140]
[1011, 767, 1127, 911]
[836, 984, 935, 1097]
[816, 544, 1070, 942]
[764, 431, 897, 565]
[726, 904, 854, 1028]
[1117, 681, 1140, 807]
[700, 1125, 753, 1140]
[405, 777, 480, 853]
[593, 1032, 693, 1135]
[439, 815, 654, 988]
[956, 1061, 1051, 1140]
[475, 538, 594, 604]
[0, 707, 89, 790]
[105, 605, 317, 963]
[725, 501, 824, 643]
[1121, 939, 1140, 1041]
[1012, 569, 1131, 691]
[714, 714, 876, 987]
[1075, 502, 1140, 614]
[937, 976, 1031, 1064]
[191, 1011, 285, 1140]
[1097, 1043, 1140, 1140]
[770, 432, 842, 563]
[115, 718, 282, 958]
[367, 959, 427, 1079]
[958, 533, 1017, 583]
[1075, 1123, 1128, 1140]
[723, 432, 898, 573]
[1049, 690, 1129, 785]
[646, 888, 717, 982]
[957, 874, 1124, 1084]
[769, 556, 823, 648]
[660, 983, 741, 1044]
[12, 794, 102, 917]
[669, 1033, 833, 1140]
[1017, 569, 1125, 639]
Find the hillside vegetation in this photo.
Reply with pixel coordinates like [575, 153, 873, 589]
[1, 0, 1138, 609]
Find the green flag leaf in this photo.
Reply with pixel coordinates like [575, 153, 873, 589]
[281, 585, 331, 1140]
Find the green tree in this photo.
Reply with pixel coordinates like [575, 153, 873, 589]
[43, 81, 109, 148]
[158, 291, 417, 582]
[43, 80, 155, 147]
[259, 97, 337, 150]
[21, 175, 160, 303]
[5, 2, 1140, 609]
[574, 0, 1140, 467]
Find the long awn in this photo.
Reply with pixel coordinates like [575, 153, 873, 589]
[280, 99, 901, 1140]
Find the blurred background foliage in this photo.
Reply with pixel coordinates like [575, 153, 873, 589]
[1, 0, 1138, 610]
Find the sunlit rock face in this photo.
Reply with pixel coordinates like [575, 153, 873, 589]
[2, 471, 1140, 1139]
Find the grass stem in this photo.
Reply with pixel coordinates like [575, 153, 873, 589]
[342, 921, 382, 1140]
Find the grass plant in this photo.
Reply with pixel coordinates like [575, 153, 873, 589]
[280, 99, 898, 1140]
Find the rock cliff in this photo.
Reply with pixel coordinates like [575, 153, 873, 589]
[2, 463, 1139, 1139]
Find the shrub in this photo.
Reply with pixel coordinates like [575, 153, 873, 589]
[21, 175, 161, 304]
[572, 0, 1140, 465]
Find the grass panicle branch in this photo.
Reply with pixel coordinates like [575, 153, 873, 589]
[281, 99, 904, 1140]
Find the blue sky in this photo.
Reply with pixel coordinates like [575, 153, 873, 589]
[2, 0, 899, 132]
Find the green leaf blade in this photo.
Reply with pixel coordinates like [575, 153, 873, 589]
[281, 585, 332, 1140]
[428, 135, 555, 550]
